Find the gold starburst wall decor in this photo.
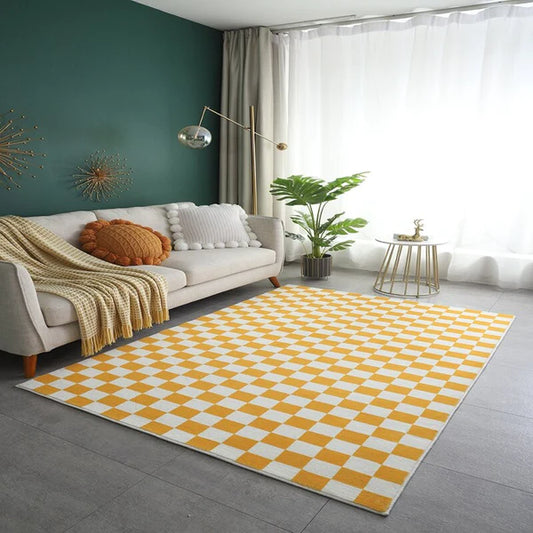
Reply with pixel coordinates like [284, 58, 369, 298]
[73, 150, 133, 201]
[0, 109, 46, 190]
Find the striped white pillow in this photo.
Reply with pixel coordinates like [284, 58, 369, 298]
[166, 203, 262, 251]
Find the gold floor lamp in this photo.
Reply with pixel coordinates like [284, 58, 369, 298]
[178, 105, 287, 215]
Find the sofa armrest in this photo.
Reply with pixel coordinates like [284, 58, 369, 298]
[0, 261, 48, 356]
[247, 216, 285, 264]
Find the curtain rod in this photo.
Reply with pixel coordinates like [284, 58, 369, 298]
[269, 0, 533, 33]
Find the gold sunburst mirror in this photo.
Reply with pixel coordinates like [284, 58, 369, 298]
[0, 109, 46, 190]
[73, 150, 133, 201]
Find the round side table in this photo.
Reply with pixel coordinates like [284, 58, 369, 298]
[374, 238, 447, 298]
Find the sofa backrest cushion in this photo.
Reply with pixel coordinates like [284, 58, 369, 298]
[93, 203, 194, 239]
[27, 211, 98, 247]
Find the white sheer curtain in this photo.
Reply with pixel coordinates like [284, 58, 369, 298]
[273, 3, 533, 289]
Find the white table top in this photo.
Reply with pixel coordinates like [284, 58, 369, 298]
[375, 237, 448, 246]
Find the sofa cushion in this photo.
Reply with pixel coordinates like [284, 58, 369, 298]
[27, 211, 98, 247]
[167, 203, 261, 251]
[80, 219, 171, 266]
[94, 203, 195, 239]
[36, 265, 186, 327]
[162, 248, 276, 286]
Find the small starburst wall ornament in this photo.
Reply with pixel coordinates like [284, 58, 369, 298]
[0, 109, 46, 190]
[73, 150, 133, 201]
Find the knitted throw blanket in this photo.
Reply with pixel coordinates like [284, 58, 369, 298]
[0, 216, 169, 356]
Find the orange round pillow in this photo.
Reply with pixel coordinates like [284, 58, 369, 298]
[80, 219, 171, 266]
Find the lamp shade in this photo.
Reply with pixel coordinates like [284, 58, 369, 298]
[177, 126, 212, 149]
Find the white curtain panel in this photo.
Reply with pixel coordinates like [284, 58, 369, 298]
[273, 3, 533, 289]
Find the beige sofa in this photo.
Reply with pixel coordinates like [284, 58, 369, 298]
[0, 203, 284, 378]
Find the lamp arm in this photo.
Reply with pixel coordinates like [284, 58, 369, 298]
[201, 106, 286, 150]
[197, 106, 209, 128]
[202, 106, 245, 131]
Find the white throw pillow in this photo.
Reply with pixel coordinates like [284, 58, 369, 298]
[166, 203, 262, 251]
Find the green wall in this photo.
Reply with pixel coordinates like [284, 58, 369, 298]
[0, 0, 222, 216]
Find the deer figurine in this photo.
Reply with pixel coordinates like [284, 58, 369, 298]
[397, 219, 425, 242]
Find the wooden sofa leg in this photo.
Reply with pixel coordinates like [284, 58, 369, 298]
[23, 355, 38, 378]
[269, 276, 281, 288]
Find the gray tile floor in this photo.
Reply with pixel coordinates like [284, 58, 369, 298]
[1, 264, 532, 532]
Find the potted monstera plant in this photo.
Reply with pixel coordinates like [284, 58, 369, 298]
[270, 174, 368, 279]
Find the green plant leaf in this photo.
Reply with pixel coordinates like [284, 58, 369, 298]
[284, 231, 305, 242]
[317, 212, 344, 234]
[326, 240, 356, 252]
[323, 173, 368, 201]
[309, 236, 334, 247]
[270, 175, 329, 205]
[326, 217, 368, 235]
[290, 211, 313, 227]
[290, 212, 315, 240]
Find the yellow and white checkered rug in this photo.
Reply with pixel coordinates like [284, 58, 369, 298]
[18, 285, 514, 515]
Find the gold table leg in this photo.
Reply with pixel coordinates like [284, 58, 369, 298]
[389, 245, 403, 294]
[374, 243, 441, 298]
[374, 244, 393, 291]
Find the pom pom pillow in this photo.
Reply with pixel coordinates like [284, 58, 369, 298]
[166, 203, 261, 251]
[80, 219, 171, 266]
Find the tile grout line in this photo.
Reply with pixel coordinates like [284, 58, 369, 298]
[299, 499, 330, 533]
[482, 359, 533, 374]
[145, 470, 294, 533]
[467, 290, 533, 420]
[461, 400, 533, 422]
[422, 460, 533, 498]
[61, 476, 149, 533]
[487, 290, 505, 313]
[62, 470, 294, 533]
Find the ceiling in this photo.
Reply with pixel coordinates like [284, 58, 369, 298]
[131, 0, 497, 30]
